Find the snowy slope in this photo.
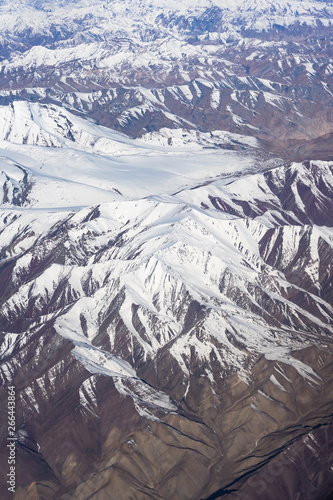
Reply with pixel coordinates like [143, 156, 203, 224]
[0, 101, 274, 208]
[1, 161, 332, 388]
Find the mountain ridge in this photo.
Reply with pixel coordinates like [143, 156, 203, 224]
[1, 159, 333, 498]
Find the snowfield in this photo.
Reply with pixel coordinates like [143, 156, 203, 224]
[0, 102, 274, 209]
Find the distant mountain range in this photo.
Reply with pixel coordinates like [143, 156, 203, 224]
[0, 0, 332, 155]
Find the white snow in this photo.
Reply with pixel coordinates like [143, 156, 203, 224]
[269, 374, 287, 392]
[0, 102, 264, 209]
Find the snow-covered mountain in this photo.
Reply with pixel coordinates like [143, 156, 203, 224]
[1, 153, 333, 499]
[0, 1, 333, 499]
[0, 0, 332, 154]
